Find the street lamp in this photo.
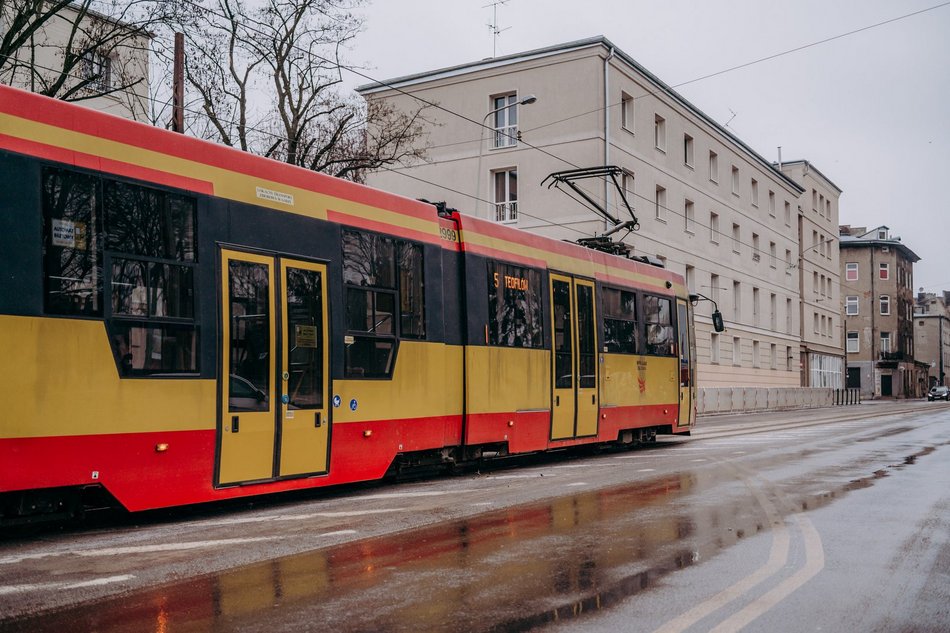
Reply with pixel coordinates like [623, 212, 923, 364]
[475, 94, 537, 218]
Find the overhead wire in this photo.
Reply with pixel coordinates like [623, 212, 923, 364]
[3, 0, 947, 266]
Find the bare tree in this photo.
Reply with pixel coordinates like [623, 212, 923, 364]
[174, 0, 430, 182]
[0, 0, 168, 118]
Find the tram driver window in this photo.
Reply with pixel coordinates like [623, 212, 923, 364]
[342, 229, 425, 378]
[602, 287, 638, 354]
[644, 295, 675, 356]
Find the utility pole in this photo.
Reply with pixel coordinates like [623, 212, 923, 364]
[172, 32, 184, 133]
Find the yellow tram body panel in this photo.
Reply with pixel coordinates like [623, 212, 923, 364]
[1, 315, 214, 439]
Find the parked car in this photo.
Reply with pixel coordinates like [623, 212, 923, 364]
[927, 386, 949, 401]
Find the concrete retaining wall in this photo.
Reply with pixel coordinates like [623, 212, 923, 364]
[697, 387, 861, 415]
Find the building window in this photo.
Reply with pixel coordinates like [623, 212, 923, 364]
[655, 185, 666, 221]
[621, 170, 634, 206]
[488, 261, 543, 348]
[813, 271, 819, 295]
[845, 262, 858, 281]
[752, 233, 760, 262]
[491, 94, 519, 148]
[770, 242, 777, 268]
[812, 189, 818, 211]
[685, 264, 695, 291]
[685, 199, 695, 232]
[731, 166, 739, 195]
[770, 343, 777, 370]
[710, 273, 720, 306]
[878, 228, 888, 239]
[752, 287, 759, 326]
[732, 223, 740, 253]
[847, 331, 859, 353]
[784, 201, 791, 226]
[82, 50, 113, 91]
[621, 92, 634, 132]
[710, 212, 720, 243]
[770, 293, 777, 330]
[732, 336, 741, 365]
[785, 249, 792, 271]
[602, 287, 638, 354]
[492, 168, 518, 223]
[880, 332, 891, 354]
[709, 151, 718, 182]
[733, 280, 741, 320]
[684, 133, 694, 166]
[768, 190, 775, 217]
[879, 262, 889, 280]
[711, 332, 720, 364]
[814, 312, 819, 334]
[880, 295, 890, 315]
[787, 346, 793, 371]
[751, 179, 759, 207]
[654, 114, 666, 151]
[786, 297, 793, 333]
[752, 340, 760, 368]
[846, 295, 859, 315]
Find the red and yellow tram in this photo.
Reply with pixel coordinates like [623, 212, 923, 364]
[0, 84, 696, 523]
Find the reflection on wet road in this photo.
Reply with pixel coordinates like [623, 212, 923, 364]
[4, 407, 949, 633]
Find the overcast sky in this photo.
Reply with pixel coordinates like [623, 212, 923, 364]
[345, 0, 950, 293]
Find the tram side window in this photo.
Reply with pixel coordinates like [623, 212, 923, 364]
[42, 168, 103, 316]
[487, 261, 543, 348]
[342, 229, 425, 378]
[602, 287, 637, 354]
[42, 167, 199, 376]
[644, 295, 675, 356]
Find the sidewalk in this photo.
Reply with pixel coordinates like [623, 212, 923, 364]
[694, 399, 944, 432]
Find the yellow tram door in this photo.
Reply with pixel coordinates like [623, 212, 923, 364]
[277, 258, 330, 477]
[550, 275, 599, 440]
[574, 280, 599, 437]
[219, 250, 278, 485]
[676, 298, 695, 427]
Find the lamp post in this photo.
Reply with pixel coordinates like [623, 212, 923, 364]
[475, 94, 537, 219]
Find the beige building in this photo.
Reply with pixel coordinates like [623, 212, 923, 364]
[779, 161, 844, 388]
[359, 36, 844, 391]
[840, 225, 927, 398]
[0, 3, 151, 120]
[914, 291, 950, 388]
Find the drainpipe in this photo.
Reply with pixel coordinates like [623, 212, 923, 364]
[604, 45, 615, 232]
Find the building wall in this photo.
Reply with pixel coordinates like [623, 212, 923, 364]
[362, 39, 807, 390]
[914, 314, 950, 387]
[779, 161, 844, 388]
[841, 234, 922, 398]
[0, 5, 150, 120]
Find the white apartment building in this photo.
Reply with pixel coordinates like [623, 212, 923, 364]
[358, 36, 839, 390]
[780, 161, 844, 388]
[0, 3, 151, 120]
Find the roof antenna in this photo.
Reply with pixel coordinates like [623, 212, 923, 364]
[483, 0, 511, 57]
[724, 108, 737, 129]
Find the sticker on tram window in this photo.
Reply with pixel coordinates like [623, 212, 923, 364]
[51, 218, 85, 248]
[295, 324, 318, 348]
[349, 398, 358, 411]
[333, 395, 342, 408]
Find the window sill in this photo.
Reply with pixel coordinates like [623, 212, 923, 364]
[655, 217, 667, 224]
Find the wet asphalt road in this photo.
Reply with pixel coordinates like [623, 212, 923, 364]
[1, 401, 948, 632]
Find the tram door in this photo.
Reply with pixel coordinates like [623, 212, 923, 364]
[218, 250, 330, 485]
[550, 274, 599, 440]
[677, 298, 695, 427]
